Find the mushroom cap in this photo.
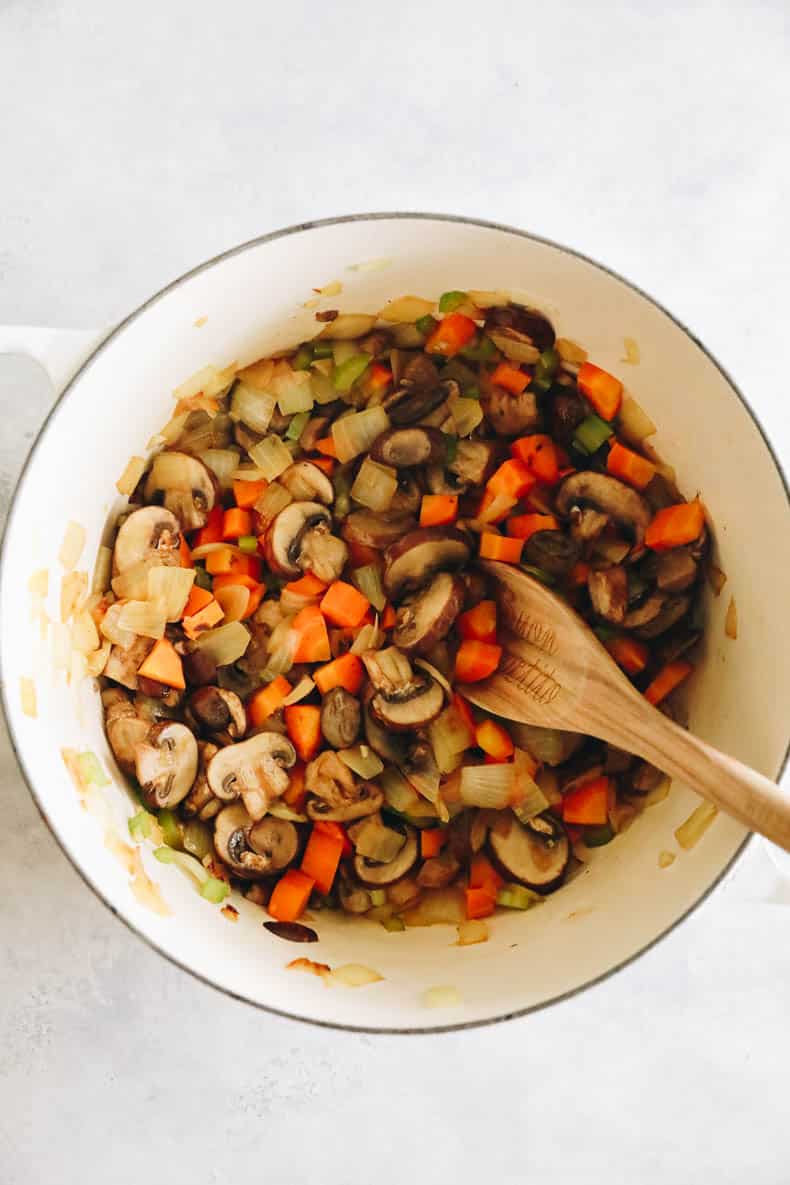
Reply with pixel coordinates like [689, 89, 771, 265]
[488, 813, 570, 893]
[393, 571, 464, 656]
[279, 461, 334, 505]
[306, 781, 383, 822]
[369, 426, 447, 469]
[353, 824, 418, 885]
[383, 526, 471, 599]
[341, 509, 417, 550]
[370, 675, 445, 732]
[556, 472, 652, 548]
[320, 687, 361, 749]
[187, 686, 246, 738]
[104, 693, 150, 774]
[143, 451, 216, 531]
[206, 732, 297, 819]
[113, 506, 182, 574]
[263, 501, 333, 578]
[213, 803, 298, 879]
[134, 721, 198, 809]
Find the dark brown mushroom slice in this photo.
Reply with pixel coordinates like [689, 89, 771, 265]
[213, 803, 294, 880]
[448, 439, 500, 486]
[104, 635, 155, 692]
[656, 548, 698, 593]
[383, 526, 471, 598]
[234, 421, 262, 453]
[632, 594, 691, 639]
[143, 451, 216, 532]
[354, 825, 418, 886]
[342, 509, 417, 550]
[362, 687, 408, 763]
[561, 764, 605, 795]
[370, 675, 445, 732]
[556, 471, 652, 549]
[524, 531, 582, 578]
[484, 303, 556, 351]
[644, 472, 683, 512]
[298, 406, 341, 453]
[384, 377, 449, 425]
[320, 687, 361, 749]
[551, 390, 587, 447]
[182, 648, 218, 687]
[656, 627, 702, 667]
[393, 571, 464, 656]
[134, 721, 199, 810]
[247, 816, 299, 871]
[570, 506, 609, 543]
[370, 426, 447, 469]
[488, 813, 570, 893]
[263, 501, 333, 578]
[359, 328, 393, 356]
[604, 745, 634, 775]
[337, 867, 373, 914]
[426, 466, 468, 496]
[588, 565, 629, 624]
[388, 475, 422, 516]
[187, 686, 246, 737]
[112, 505, 182, 574]
[483, 386, 541, 437]
[416, 852, 461, 889]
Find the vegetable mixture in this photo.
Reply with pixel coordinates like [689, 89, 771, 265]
[94, 291, 707, 932]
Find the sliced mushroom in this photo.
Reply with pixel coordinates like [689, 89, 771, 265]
[370, 674, 445, 732]
[370, 426, 447, 468]
[361, 646, 414, 693]
[388, 475, 422, 516]
[383, 356, 444, 424]
[484, 304, 556, 352]
[354, 824, 418, 886]
[143, 451, 216, 531]
[213, 803, 298, 879]
[488, 813, 570, 893]
[550, 390, 587, 446]
[341, 508, 418, 550]
[320, 687, 361, 749]
[426, 466, 467, 496]
[631, 760, 664, 794]
[337, 867, 372, 914]
[448, 439, 499, 486]
[187, 686, 246, 738]
[181, 647, 219, 687]
[570, 506, 609, 543]
[524, 531, 582, 577]
[483, 386, 540, 436]
[383, 526, 471, 598]
[234, 421, 262, 452]
[632, 594, 691, 639]
[247, 817, 299, 871]
[393, 571, 464, 655]
[134, 721, 198, 809]
[113, 506, 182, 574]
[104, 635, 155, 691]
[207, 732, 297, 820]
[182, 741, 223, 820]
[306, 784, 383, 822]
[298, 408, 340, 453]
[362, 687, 407, 763]
[102, 688, 150, 774]
[588, 565, 629, 624]
[416, 852, 461, 889]
[305, 750, 383, 821]
[279, 461, 334, 505]
[556, 472, 652, 548]
[348, 812, 407, 863]
[621, 591, 666, 631]
[264, 501, 347, 583]
[656, 548, 698, 593]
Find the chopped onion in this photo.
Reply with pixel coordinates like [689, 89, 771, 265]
[60, 570, 88, 622]
[460, 763, 517, 809]
[468, 289, 511, 308]
[194, 621, 251, 666]
[403, 887, 464, 927]
[152, 412, 189, 449]
[456, 919, 489, 946]
[59, 521, 86, 571]
[317, 313, 377, 340]
[488, 331, 540, 364]
[116, 455, 146, 496]
[675, 800, 717, 850]
[199, 448, 241, 491]
[173, 362, 237, 402]
[19, 676, 37, 718]
[350, 457, 397, 511]
[448, 396, 483, 438]
[658, 850, 676, 869]
[279, 585, 321, 615]
[249, 435, 293, 480]
[617, 394, 656, 442]
[328, 962, 383, 987]
[555, 338, 588, 364]
[254, 481, 292, 524]
[117, 599, 167, 639]
[725, 596, 738, 640]
[85, 641, 111, 677]
[380, 766, 421, 814]
[428, 706, 471, 775]
[91, 545, 112, 595]
[309, 367, 338, 405]
[189, 541, 243, 562]
[148, 566, 195, 621]
[351, 564, 386, 612]
[112, 559, 157, 601]
[99, 601, 137, 648]
[230, 382, 276, 433]
[237, 357, 275, 392]
[422, 985, 462, 1009]
[378, 295, 435, 323]
[414, 658, 452, 698]
[390, 323, 426, 348]
[214, 584, 250, 622]
[621, 337, 641, 365]
[332, 406, 390, 463]
[350, 618, 383, 655]
[282, 675, 315, 705]
[232, 465, 268, 482]
[71, 609, 100, 654]
[274, 370, 314, 416]
[477, 492, 516, 526]
[338, 744, 384, 779]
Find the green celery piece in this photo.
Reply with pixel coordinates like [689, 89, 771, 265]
[286, 410, 310, 441]
[193, 565, 212, 590]
[438, 290, 468, 313]
[128, 809, 153, 842]
[237, 534, 258, 553]
[333, 354, 370, 394]
[496, 884, 543, 910]
[200, 877, 230, 903]
[292, 344, 314, 370]
[369, 889, 387, 907]
[381, 915, 406, 932]
[415, 314, 437, 335]
[312, 342, 334, 359]
[158, 809, 183, 850]
[574, 414, 613, 455]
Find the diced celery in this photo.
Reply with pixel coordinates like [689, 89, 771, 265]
[237, 534, 258, 553]
[77, 750, 110, 788]
[460, 335, 497, 362]
[381, 915, 406, 932]
[333, 354, 371, 394]
[593, 624, 618, 642]
[535, 346, 560, 382]
[158, 809, 183, 850]
[573, 414, 613, 455]
[292, 344, 314, 370]
[286, 410, 310, 441]
[369, 889, 387, 907]
[200, 877, 230, 903]
[496, 884, 543, 910]
[415, 314, 437, 335]
[438, 290, 467, 313]
[193, 565, 212, 590]
[182, 819, 213, 861]
[128, 809, 153, 842]
[313, 342, 334, 359]
[464, 385, 481, 400]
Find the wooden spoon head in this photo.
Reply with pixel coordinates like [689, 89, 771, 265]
[460, 561, 637, 732]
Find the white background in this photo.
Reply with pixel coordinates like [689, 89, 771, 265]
[1, 2, 789, 1182]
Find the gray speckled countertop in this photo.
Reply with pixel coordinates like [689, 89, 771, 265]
[2, 2, 790, 1181]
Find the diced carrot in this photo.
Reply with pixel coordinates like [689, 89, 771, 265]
[283, 761, 307, 810]
[470, 853, 504, 897]
[562, 775, 613, 825]
[291, 604, 331, 664]
[301, 826, 344, 894]
[247, 675, 292, 727]
[487, 458, 535, 501]
[606, 441, 656, 491]
[314, 820, 353, 858]
[425, 312, 477, 357]
[181, 584, 214, 620]
[420, 828, 448, 859]
[491, 362, 531, 395]
[577, 362, 623, 421]
[319, 581, 370, 629]
[511, 434, 560, 484]
[179, 534, 194, 569]
[233, 478, 268, 509]
[479, 533, 524, 563]
[465, 887, 496, 920]
[381, 603, 397, 630]
[284, 573, 328, 599]
[475, 718, 514, 761]
[205, 548, 261, 579]
[315, 436, 338, 458]
[243, 583, 265, 618]
[222, 508, 252, 540]
[452, 693, 477, 739]
[606, 636, 649, 676]
[194, 505, 224, 549]
[484, 753, 511, 765]
[284, 704, 323, 763]
[506, 513, 559, 542]
[267, 869, 315, 923]
[569, 561, 591, 586]
[645, 502, 705, 551]
[367, 362, 392, 391]
[182, 599, 224, 640]
[313, 652, 364, 695]
[644, 660, 693, 706]
[458, 600, 497, 642]
[137, 638, 185, 690]
[455, 639, 502, 683]
[419, 494, 458, 527]
[310, 455, 336, 477]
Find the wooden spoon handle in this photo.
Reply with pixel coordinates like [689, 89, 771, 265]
[612, 709, 790, 851]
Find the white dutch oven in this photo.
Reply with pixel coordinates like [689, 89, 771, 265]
[2, 214, 789, 1032]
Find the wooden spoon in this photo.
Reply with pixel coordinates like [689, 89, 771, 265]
[461, 561, 790, 851]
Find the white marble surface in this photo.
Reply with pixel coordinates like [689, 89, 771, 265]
[2, 1, 790, 1181]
